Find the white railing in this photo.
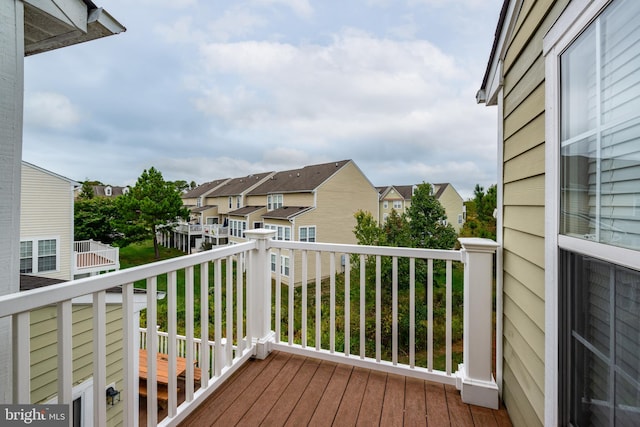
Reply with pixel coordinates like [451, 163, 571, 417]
[73, 239, 120, 274]
[0, 230, 499, 427]
[174, 224, 202, 234]
[203, 224, 228, 237]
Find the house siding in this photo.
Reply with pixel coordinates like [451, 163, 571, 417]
[20, 163, 75, 281]
[30, 304, 124, 426]
[436, 185, 465, 233]
[499, 0, 570, 425]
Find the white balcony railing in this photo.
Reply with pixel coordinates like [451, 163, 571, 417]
[0, 230, 498, 426]
[73, 239, 120, 275]
[203, 224, 228, 237]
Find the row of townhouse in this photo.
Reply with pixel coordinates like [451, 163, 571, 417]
[165, 159, 466, 284]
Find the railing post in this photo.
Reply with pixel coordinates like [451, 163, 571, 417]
[245, 229, 276, 359]
[456, 237, 500, 409]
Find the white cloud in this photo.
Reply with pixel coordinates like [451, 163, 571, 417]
[24, 92, 81, 130]
[206, 6, 267, 42]
[253, 0, 314, 18]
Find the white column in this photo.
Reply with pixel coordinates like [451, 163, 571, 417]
[244, 229, 276, 359]
[456, 238, 500, 409]
[1, 0, 24, 404]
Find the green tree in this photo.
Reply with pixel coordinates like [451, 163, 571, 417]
[78, 181, 95, 200]
[405, 182, 457, 250]
[116, 167, 190, 258]
[353, 210, 385, 246]
[74, 197, 119, 243]
[459, 184, 497, 240]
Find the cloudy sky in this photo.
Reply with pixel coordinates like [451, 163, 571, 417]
[23, 0, 502, 199]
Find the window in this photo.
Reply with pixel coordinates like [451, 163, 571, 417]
[299, 226, 316, 242]
[105, 186, 112, 196]
[559, 0, 640, 251]
[229, 220, 247, 238]
[236, 196, 242, 209]
[383, 201, 389, 209]
[267, 194, 283, 211]
[383, 213, 389, 222]
[20, 238, 57, 273]
[264, 224, 291, 241]
[254, 222, 263, 229]
[270, 253, 290, 276]
[196, 197, 202, 208]
[546, 0, 640, 424]
[458, 214, 463, 224]
[228, 197, 233, 209]
[393, 200, 402, 209]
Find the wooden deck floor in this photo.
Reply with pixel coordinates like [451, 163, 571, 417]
[177, 351, 512, 426]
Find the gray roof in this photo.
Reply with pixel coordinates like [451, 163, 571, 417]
[228, 206, 266, 216]
[182, 179, 230, 199]
[247, 160, 351, 195]
[262, 206, 312, 220]
[208, 172, 274, 197]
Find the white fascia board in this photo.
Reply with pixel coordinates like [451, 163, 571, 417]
[25, 0, 88, 32]
[88, 7, 125, 35]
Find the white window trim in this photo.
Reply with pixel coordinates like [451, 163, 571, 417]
[299, 225, 316, 242]
[20, 236, 60, 274]
[543, 1, 640, 424]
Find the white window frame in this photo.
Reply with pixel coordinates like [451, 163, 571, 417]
[393, 200, 402, 209]
[269, 252, 290, 276]
[264, 223, 291, 241]
[383, 201, 388, 209]
[299, 226, 316, 242]
[228, 196, 233, 209]
[543, 1, 640, 424]
[105, 186, 112, 197]
[236, 195, 242, 209]
[20, 236, 59, 274]
[267, 194, 283, 211]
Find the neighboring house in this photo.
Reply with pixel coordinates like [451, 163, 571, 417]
[244, 159, 379, 284]
[377, 183, 466, 232]
[74, 184, 130, 199]
[20, 162, 129, 423]
[478, 0, 640, 426]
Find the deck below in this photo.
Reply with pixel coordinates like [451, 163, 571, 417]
[177, 351, 512, 426]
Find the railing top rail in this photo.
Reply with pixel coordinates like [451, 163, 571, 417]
[269, 240, 463, 261]
[0, 240, 255, 318]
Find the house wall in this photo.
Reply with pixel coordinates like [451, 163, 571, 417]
[379, 189, 408, 223]
[437, 185, 465, 233]
[20, 163, 74, 281]
[499, 0, 569, 425]
[30, 304, 124, 426]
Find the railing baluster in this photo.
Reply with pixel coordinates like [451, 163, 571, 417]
[392, 256, 398, 366]
[185, 266, 195, 401]
[214, 259, 222, 377]
[288, 250, 294, 346]
[122, 283, 135, 427]
[375, 255, 381, 363]
[315, 251, 321, 351]
[360, 254, 366, 359]
[146, 278, 158, 425]
[57, 300, 72, 406]
[226, 256, 233, 367]
[428, 259, 434, 371]
[275, 249, 281, 343]
[201, 262, 210, 385]
[301, 250, 307, 348]
[93, 290, 107, 427]
[344, 254, 350, 357]
[237, 252, 244, 355]
[167, 271, 177, 416]
[330, 252, 335, 353]
[410, 258, 415, 369]
[446, 260, 452, 376]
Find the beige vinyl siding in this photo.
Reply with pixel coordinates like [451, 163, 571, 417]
[30, 304, 124, 426]
[499, 0, 570, 425]
[436, 185, 465, 233]
[20, 164, 74, 281]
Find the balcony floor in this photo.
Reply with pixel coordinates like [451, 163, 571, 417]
[176, 351, 512, 426]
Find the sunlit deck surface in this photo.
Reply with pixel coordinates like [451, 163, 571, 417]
[171, 351, 511, 426]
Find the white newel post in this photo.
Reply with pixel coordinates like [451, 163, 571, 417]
[456, 238, 500, 409]
[245, 229, 276, 359]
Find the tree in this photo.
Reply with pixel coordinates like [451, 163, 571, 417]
[459, 184, 497, 240]
[74, 197, 119, 243]
[405, 182, 457, 250]
[116, 167, 190, 258]
[78, 181, 95, 199]
[353, 210, 385, 246]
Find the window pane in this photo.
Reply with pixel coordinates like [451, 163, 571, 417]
[38, 256, 56, 272]
[300, 228, 307, 241]
[38, 239, 56, 256]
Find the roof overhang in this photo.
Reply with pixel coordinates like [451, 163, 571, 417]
[477, 0, 522, 106]
[24, 0, 125, 56]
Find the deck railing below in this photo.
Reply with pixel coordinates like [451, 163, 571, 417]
[73, 239, 120, 275]
[0, 231, 499, 427]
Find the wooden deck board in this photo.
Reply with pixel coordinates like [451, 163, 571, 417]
[178, 351, 512, 427]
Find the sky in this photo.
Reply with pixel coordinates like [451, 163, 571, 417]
[23, 0, 502, 200]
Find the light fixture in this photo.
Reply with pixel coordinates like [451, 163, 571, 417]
[106, 386, 120, 406]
